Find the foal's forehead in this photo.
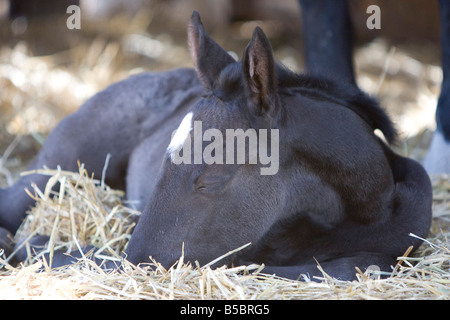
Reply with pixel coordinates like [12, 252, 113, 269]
[214, 62, 244, 99]
[192, 62, 252, 127]
[193, 94, 249, 131]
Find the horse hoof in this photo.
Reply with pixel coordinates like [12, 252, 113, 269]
[13, 235, 50, 263]
[0, 227, 14, 257]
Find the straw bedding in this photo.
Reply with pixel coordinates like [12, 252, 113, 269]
[0, 164, 448, 300]
[0, 9, 448, 301]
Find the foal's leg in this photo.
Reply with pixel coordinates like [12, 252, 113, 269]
[298, 0, 355, 84]
[0, 82, 144, 233]
[424, 0, 450, 173]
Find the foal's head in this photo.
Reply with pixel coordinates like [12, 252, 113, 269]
[125, 11, 396, 268]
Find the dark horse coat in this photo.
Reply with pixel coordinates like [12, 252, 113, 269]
[0, 12, 432, 281]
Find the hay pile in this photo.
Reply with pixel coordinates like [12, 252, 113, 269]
[11, 162, 140, 266]
[0, 167, 448, 300]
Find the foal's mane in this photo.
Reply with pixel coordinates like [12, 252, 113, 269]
[215, 62, 397, 144]
[276, 65, 397, 144]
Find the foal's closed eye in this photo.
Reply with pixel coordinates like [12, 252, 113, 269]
[194, 174, 233, 194]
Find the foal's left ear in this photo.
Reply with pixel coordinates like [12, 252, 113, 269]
[242, 27, 278, 118]
[188, 11, 235, 90]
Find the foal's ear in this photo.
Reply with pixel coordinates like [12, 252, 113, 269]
[242, 27, 278, 118]
[188, 11, 235, 90]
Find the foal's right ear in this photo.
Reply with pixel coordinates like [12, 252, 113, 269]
[242, 27, 278, 119]
[188, 11, 235, 90]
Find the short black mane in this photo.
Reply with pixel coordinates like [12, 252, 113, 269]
[215, 62, 397, 144]
[276, 64, 397, 144]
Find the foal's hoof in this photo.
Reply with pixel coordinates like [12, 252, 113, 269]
[0, 227, 14, 257]
[14, 235, 50, 262]
[14, 235, 87, 267]
[14, 235, 119, 269]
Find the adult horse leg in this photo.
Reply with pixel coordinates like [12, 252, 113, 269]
[298, 0, 355, 84]
[424, 0, 450, 173]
